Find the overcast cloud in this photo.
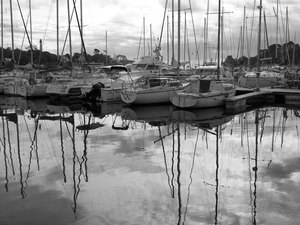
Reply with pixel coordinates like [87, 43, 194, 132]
[1, 0, 298, 64]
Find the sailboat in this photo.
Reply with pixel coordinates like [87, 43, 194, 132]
[119, 0, 188, 105]
[238, 1, 287, 89]
[120, 75, 183, 104]
[170, 1, 235, 109]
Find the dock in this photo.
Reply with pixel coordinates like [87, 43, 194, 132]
[225, 87, 300, 113]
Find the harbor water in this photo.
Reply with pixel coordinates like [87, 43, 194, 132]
[0, 96, 300, 225]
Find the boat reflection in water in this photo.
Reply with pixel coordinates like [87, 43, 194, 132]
[1, 96, 300, 224]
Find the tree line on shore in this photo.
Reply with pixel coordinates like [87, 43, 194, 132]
[0, 47, 133, 69]
[223, 42, 300, 69]
[2, 41, 300, 70]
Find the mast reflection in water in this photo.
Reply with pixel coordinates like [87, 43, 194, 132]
[0, 97, 300, 224]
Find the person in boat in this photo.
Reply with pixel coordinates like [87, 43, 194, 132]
[82, 82, 105, 102]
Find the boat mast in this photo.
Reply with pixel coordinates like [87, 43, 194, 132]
[105, 30, 107, 65]
[177, 0, 180, 78]
[221, 7, 224, 65]
[80, 0, 83, 64]
[143, 17, 145, 57]
[217, 0, 221, 79]
[9, 0, 14, 61]
[275, 0, 278, 63]
[67, 0, 72, 66]
[150, 24, 152, 56]
[257, 0, 262, 71]
[204, 0, 210, 65]
[256, 0, 263, 90]
[56, 0, 59, 63]
[1, 0, 3, 63]
[203, 18, 206, 64]
[241, 6, 246, 60]
[167, 15, 169, 65]
[184, 11, 186, 66]
[188, 0, 200, 66]
[29, 0, 33, 65]
[172, 0, 174, 66]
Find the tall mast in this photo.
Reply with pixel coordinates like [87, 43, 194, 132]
[177, 0, 180, 78]
[241, 6, 246, 59]
[221, 7, 224, 64]
[167, 15, 169, 65]
[172, 0, 174, 65]
[205, 0, 210, 65]
[275, 0, 278, 62]
[9, 0, 14, 61]
[67, 0, 72, 66]
[188, 0, 200, 66]
[184, 11, 186, 65]
[217, 0, 221, 79]
[150, 24, 152, 56]
[56, 0, 59, 63]
[203, 18, 206, 65]
[105, 31, 107, 65]
[257, 0, 262, 71]
[29, 0, 33, 65]
[143, 17, 145, 57]
[1, 0, 3, 62]
[80, 0, 83, 58]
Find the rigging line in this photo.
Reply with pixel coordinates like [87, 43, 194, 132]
[59, 0, 77, 65]
[65, 119, 80, 164]
[72, 119, 78, 216]
[23, 114, 34, 143]
[253, 109, 259, 225]
[182, 128, 200, 224]
[43, 120, 65, 181]
[24, 117, 39, 191]
[271, 109, 276, 151]
[280, 108, 287, 148]
[188, 0, 200, 65]
[16, 0, 34, 54]
[81, 114, 91, 182]
[42, 0, 55, 42]
[157, 0, 168, 50]
[214, 126, 219, 225]
[259, 109, 267, 143]
[16, 119, 26, 199]
[60, 114, 67, 182]
[245, 113, 253, 218]
[158, 126, 173, 196]
[6, 118, 15, 175]
[2, 116, 9, 192]
[17, 13, 30, 66]
[247, 0, 257, 66]
[71, 0, 88, 61]
[171, 123, 175, 198]
[176, 123, 182, 225]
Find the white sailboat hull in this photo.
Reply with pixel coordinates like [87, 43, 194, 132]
[100, 87, 122, 102]
[170, 91, 227, 108]
[121, 86, 177, 104]
[19, 84, 48, 98]
[4, 81, 22, 96]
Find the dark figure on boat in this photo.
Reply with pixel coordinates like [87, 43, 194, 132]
[82, 82, 105, 102]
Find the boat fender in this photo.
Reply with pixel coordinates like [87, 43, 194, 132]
[30, 110, 37, 118]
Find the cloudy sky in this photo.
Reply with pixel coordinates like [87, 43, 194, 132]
[1, 0, 299, 64]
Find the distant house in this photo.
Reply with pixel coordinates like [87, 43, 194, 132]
[115, 55, 127, 62]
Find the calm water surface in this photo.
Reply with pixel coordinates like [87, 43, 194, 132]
[0, 96, 300, 225]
